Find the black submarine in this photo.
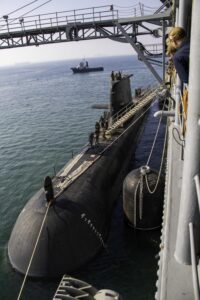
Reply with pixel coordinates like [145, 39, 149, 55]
[8, 72, 158, 277]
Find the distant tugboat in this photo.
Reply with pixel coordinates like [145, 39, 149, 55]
[71, 59, 104, 73]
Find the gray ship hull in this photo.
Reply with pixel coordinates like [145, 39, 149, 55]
[71, 67, 104, 73]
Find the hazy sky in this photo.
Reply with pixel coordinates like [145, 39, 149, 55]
[0, 0, 162, 66]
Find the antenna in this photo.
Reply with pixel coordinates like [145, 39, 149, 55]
[0, 0, 52, 30]
[0, 0, 40, 19]
[19, 0, 52, 17]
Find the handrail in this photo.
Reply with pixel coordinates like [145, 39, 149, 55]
[111, 88, 154, 124]
[106, 86, 159, 135]
[0, 6, 118, 33]
[0, 2, 166, 34]
[190, 174, 200, 300]
[112, 102, 135, 123]
[189, 222, 200, 300]
[194, 175, 200, 212]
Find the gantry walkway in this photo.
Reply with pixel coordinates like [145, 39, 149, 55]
[0, 3, 171, 49]
[105, 86, 160, 135]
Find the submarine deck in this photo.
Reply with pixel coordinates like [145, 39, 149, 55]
[52, 87, 160, 199]
[156, 123, 194, 300]
[53, 124, 134, 198]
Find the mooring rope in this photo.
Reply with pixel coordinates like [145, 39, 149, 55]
[17, 202, 51, 300]
[146, 99, 166, 166]
[145, 118, 168, 194]
[144, 97, 169, 194]
[139, 173, 144, 219]
[133, 95, 168, 211]
[134, 179, 141, 227]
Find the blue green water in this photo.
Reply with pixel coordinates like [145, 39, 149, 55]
[0, 56, 163, 299]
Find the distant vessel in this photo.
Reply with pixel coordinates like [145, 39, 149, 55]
[71, 59, 104, 73]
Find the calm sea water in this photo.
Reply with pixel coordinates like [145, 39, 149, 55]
[0, 56, 164, 300]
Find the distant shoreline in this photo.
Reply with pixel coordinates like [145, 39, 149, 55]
[0, 54, 137, 69]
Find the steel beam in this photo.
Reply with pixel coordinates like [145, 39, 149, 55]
[179, 0, 192, 30]
[115, 22, 163, 84]
[0, 5, 172, 50]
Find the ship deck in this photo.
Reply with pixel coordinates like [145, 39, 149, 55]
[156, 122, 195, 299]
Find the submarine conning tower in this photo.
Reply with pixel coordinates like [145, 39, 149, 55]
[110, 72, 133, 116]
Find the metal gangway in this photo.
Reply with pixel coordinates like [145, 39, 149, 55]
[106, 87, 160, 135]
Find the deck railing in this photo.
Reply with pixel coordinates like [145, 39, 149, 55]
[111, 87, 154, 125]
[0, 2, 168, 35]
[189, 222, 200, 300]
[0, 6, 118, 34]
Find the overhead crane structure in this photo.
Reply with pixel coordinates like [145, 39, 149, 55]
[0, 2, 172, 82]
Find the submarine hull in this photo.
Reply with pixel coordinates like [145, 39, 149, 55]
[8, 73, 156, 277]
[8, 111, 147, 277]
